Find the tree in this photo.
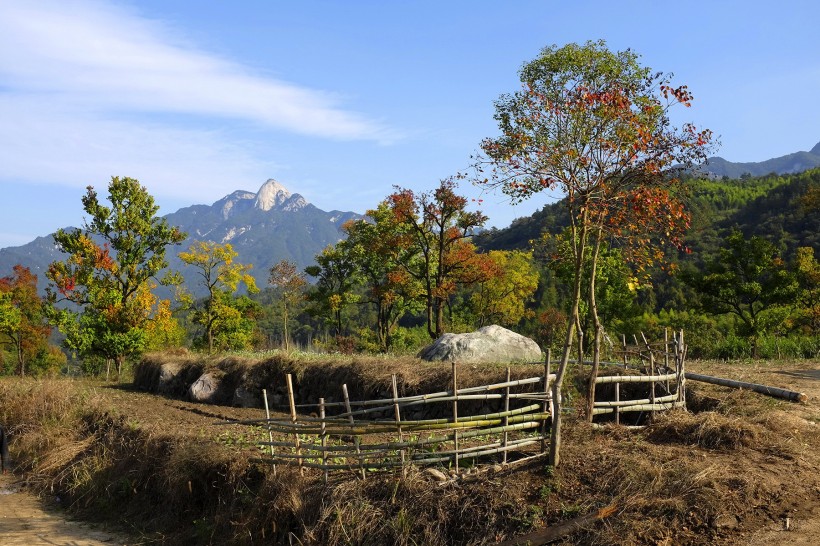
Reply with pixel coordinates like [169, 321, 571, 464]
[341, 203, 424, 351]
[178, 241, 258, 353]
[476, 41, 713, 466]
[687, 230, 798, 355]
[305, 244, 361, 338]
[793, 247, 820, 334]
[0, 265, 50, 376]
[269, 260, 307, 351]
[388, 178, 491, 339]
[47, 177, 186, 377]
[468, 250, 538, 328]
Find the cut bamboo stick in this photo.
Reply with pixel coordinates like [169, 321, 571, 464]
[343, 384, 366, 479]
[262, 389, 276, 475]
[684, 372, 806, 402]
[285, 374, 302, 471]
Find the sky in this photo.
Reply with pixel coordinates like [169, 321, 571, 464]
[1, 0, 818, 249]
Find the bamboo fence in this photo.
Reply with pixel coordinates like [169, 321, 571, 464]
[590, 329, 688, 427]
[234, 361, 556, 479]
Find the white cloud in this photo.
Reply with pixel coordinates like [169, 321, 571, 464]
[0, 97, 278, 201]
[0, 0, 395, 142]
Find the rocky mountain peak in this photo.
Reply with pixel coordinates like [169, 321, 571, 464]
[255, 179, 299, 211]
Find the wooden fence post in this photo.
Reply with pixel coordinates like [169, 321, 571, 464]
[452, 361, 460, 473]
[286, 374, 302, 473]
[343, 384, 366, 480]
[391, 374, 407, 477]
[320, 398, 328, 483]
[541, 349, 551, 454]
[262, 389, 276, 475]
[503, 367, 511, 465]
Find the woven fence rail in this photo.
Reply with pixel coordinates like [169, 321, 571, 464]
[590, 329, 688, 428]
[225, 363, 555, 479]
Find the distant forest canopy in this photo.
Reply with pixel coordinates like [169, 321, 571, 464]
[475, 168, 819, 260]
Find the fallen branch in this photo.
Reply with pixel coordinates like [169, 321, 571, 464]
[497, 502, 618, 545]
[685, 372, 807, 403]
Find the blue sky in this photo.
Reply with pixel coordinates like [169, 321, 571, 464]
[1, 0, 818, 250]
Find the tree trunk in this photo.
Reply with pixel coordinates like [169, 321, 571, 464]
[549, 211, 588, 468]
[283, 306, 290, 352]
[16, 336, 25, 377]
[586, 231, 603, 422]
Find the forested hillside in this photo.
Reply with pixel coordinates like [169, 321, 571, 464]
[473, 169, 819, 358]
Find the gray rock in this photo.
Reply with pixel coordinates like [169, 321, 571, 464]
[233, 385, 260, 408]
[188, 372, 221, 403]
[157, 363, 182, 394]
[418, 325, 542, 364]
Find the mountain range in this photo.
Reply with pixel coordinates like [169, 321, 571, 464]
[0, 179, 360, 293]
[2, 141, 818, 293]
[698, 141, 820, 179]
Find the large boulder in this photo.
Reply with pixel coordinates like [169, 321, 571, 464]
[418, 325, 542, 364]
[188, 372, 222, 404]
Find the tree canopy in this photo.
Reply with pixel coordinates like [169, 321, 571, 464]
[47, 177, 186, 376]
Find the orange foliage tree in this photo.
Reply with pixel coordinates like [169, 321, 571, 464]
[475, 41, 715, 466]
[387, 178, 492, 339]
[0, 265, 51, 376]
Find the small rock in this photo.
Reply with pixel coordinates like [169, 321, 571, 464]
[425, 468, 448, 482]
[712, 514, 739, 530]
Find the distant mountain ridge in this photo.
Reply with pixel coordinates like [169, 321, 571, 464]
[698, 141, 820, 179]
[0, 179, 362, 294]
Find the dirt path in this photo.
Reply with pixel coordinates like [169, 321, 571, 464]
[0, 473, 131, 545]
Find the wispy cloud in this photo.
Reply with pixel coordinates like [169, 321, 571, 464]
[0, 1, 394, 142]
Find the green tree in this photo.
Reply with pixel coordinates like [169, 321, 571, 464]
[268, 260, 308, 351]
[688, 230, 798, 356]
[476, 41, 713, 465]
[47, 177, 186, 377]
[468, 250, 538, 328]
[305, 244, 361, 338]
[178, 241, 258, 353]
[388, 178, 490, 339]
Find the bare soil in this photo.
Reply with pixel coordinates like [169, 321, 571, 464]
[1, 357, 819, 545]
[0, 472, 129, 545]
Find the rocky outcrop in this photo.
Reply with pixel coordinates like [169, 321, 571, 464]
[418, 325, 542, 364]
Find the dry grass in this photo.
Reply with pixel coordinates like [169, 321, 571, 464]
[1, 355, 819, 545]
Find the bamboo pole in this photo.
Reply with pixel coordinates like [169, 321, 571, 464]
[684, 372, 807, 402]
[391, 374, 406, 477]
[622, 335, 628, 369]
[260, 420, 545, 454]
[595, 372, 677, 384]
[680, 330, 687, 405]
[285, 374, 302, 472]
[641, 332, 656, 410]
[259, 413, 551, 442]
[614, 380, 620, 426]
[320, 398, 328, 483]
[541, 349, 551, 454]
[593, 392, 679, 407]
[452, 361, 459, 473]
[256, 404, 546, 434]
[342, 384, 366, 479]
[591, 400, 686, 415]
[503, 367, 510, 465]
[296, 376, 547, 410]
[262, 389, 276, 475]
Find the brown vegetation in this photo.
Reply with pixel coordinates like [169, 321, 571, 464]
[0, 356, 818, 545]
